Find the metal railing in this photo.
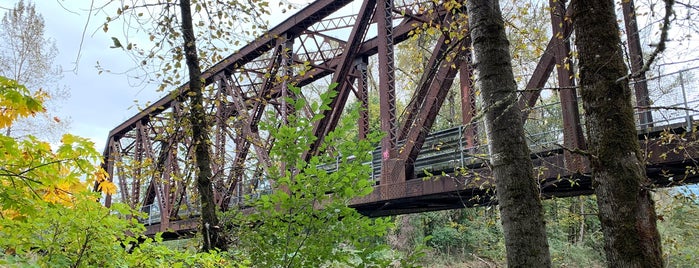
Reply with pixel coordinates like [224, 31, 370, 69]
[636, 67, 699, 131]
[139, 199, 201, 225]
[140, 204, 161, 226]
[141, 67, 699, 221]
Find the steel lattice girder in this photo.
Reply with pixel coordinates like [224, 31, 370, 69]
[102, 0, 449, 209]
[100, 0, 653, 233]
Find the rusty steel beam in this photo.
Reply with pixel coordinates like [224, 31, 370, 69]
[133, 121, 148, 208]
[226, 10, 442, 122]
[399, 39, 467, 180]
[104, 0, 354, 144]
[356, 58, 370, 140]
[306, 0, 377, 160]
[283, 15, 433, 91]
[263, 15, 435, 150]
[216, 15, 435, 197]
[224, 75, 273, 174]
[622, 0, 653, 128]
[377, 0, 398, 158]
[253, 41, 285, 118]
[398, 35, 449, 141]
[137, 112, 186, 216]
[549, 0, 586, 172]
[204, 0, 354, 79]
[104, 2, 452, 215]
[299, 2, 445, 161]
[460, 55, 477, 149]
[307, 0, 429, 33]
[280, 34, 295, 122]
[517, 6, 574, 112]
[309, 13, 358, 32]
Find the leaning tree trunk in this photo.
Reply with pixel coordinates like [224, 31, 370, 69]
[467, 1, 551, 267]
[179, 0, 226, 251]
[572, 0, 663, 266]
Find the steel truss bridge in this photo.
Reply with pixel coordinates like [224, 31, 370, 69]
[99, 0, 699, 236]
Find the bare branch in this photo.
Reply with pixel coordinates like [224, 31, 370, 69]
[636, 105, 699, 113]
[617, 0, 675, 83]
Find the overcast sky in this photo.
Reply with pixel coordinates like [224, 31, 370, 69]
[1, 0, 165, 150]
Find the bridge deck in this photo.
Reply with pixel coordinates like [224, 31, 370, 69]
[142, 123, 699, 237]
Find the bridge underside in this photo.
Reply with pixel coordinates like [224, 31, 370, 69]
[353, 144, 699, 217]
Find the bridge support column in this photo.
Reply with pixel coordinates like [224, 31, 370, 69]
[622, 0, 653, 129]
[381, 159, 406, 186]
[280, 33, 295, 123]
[377, 0, 400, 183]
[460, 33, 478, 150]
[100, 137, 116, 207]
[356, 58, 369, 140]
[549, 0, 587, 173]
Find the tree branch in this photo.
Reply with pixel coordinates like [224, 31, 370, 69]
[636, 105, 699, 113]
[617, 0, 675, 83]
[555, 143, 595, 159]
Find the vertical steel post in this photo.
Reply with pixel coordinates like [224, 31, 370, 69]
[377, 0, 400, 184]
[280, 33, 294, 123]
[356, 57, 370, 140]
[460, 60, 477, 150]
[622, 0, 653, 128]
[160, 151, 171, 231]
[212, 80, 226, 205]
[102, 138, 115, 207]
[679, 71, 692, 129]
[134, 121, 145, 208]
[550, 0, 586, 172]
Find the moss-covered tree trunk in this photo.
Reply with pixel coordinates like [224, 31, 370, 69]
[467, 1, 551, 266]
[572, 0, 663, 266]
[179, 0, 226, 251]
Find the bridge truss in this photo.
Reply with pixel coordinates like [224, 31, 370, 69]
[99, 0, 697, 235]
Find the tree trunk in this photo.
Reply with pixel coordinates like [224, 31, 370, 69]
[572, 0, 663, 266]
[467, 1, 551, 267]
[179, 0, 226, 251]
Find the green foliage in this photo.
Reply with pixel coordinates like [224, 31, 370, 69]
[223, 84, 399, 267]
[1, 76, 111, 216]
[0, 77, 235, 267]
[0, 77, 132, 267]
[656, 188, 699, 267]
[124, 236, 244, 268]
[421, 208, 505, 261]
[544, 197, 605, 267]
[0, 193, 143, 267]
[0, 76, 43, 129]
[401, 198, 603, 267]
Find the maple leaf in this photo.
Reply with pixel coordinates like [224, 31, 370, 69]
[98, 180, 118, 195]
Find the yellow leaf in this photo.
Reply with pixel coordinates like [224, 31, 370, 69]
[99, 181, 117, 195]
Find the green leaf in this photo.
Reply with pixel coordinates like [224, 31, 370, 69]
[110, 37, 123, 48]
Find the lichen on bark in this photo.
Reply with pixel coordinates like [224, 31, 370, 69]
[572, 0, 663, 266]
[467, 0, 552, 266]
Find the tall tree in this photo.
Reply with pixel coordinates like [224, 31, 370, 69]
[102, 0, 269, 251]
[572, 0, 664, 266]
[466, 0, 551, 266]
[178, 0, 224, 251]
[0, 0, 67, 140]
